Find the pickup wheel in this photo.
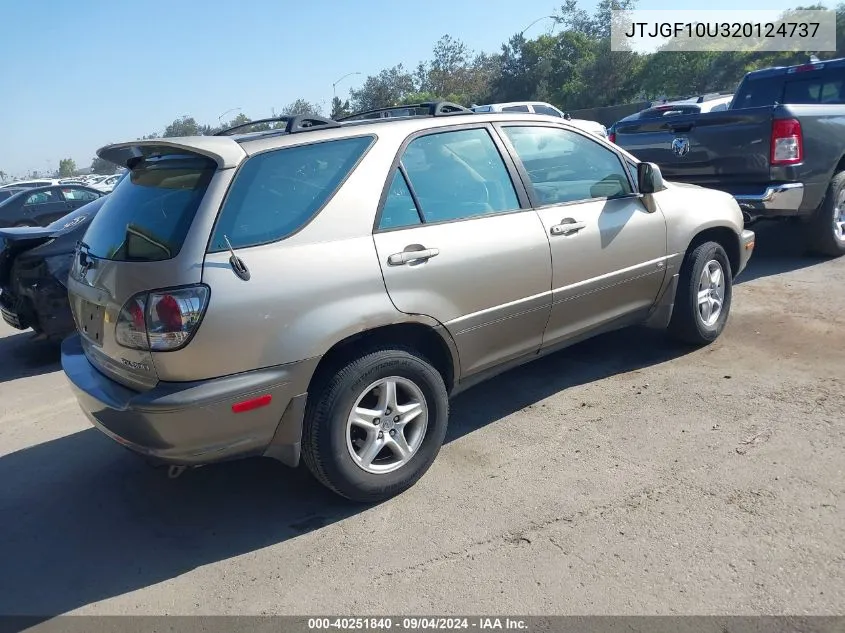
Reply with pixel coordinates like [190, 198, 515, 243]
[805, 171, 845, 257]
[668, 241, 732, 346]
[301, 347, 449, 503]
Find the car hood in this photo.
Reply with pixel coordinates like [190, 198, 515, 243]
[568, 118, 608, 137]
[664, 180, 702, 189]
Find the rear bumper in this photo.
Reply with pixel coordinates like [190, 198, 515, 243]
[0, 278, 75, 338]
[61, 334, 318, 467]
[733, 183, 805, 219]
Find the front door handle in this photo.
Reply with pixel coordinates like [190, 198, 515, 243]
[550, 219, 586, 236]
[387, 247, 440, 266]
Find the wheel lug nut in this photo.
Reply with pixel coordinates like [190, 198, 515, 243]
[394, 416, 400, 422]
[373, 418, 380, 425]
[389, 429, 396, 436]
[385, 408, 391, 415]
[378, 431, 384, 438]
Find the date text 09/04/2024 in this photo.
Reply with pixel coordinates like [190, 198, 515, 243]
[307, 618, 528, 630]
[623, 21, 820, 39]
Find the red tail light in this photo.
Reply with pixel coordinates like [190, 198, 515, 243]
[154, 294, 183, 331]
[770, 118, 803, 165]
[608, 131, 616, 144]
[129, 300, 145, 329]
[115, 285, 210, 351]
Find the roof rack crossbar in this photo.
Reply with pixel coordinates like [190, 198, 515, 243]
[338, 101, 472, 122]
[214, 115, 340, 136]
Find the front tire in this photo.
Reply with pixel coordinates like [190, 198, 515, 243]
[301, 347, 449, 503]
[668, 241, 733, 346]
[804, 171, 845, 257]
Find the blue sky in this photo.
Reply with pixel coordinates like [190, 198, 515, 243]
[0, 0, 831, 176]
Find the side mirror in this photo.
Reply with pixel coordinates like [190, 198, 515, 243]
[637, 162, 665, 194]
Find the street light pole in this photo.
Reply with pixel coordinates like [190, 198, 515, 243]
[519, 15, 557, 36]
[332, 71, 362, 101]
[218, 107, 242, 125]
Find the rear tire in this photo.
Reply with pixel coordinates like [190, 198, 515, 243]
[804, 171, 845, 257]
[301, 347, 449, 503]
[667, 241, 733, 346]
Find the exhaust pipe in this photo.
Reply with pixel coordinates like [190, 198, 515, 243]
[742, 211, 757, 225]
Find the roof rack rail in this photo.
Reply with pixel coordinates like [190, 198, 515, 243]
[338, 101, 472, 122]
[214, 114, 340, 136]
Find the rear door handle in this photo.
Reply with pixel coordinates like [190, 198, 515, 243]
[550, 220, 586, 236]
[387, 248, 440, 266]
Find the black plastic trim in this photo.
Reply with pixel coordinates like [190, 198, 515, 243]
[339, 101, 473, 122]
[215, 115, 340, 137]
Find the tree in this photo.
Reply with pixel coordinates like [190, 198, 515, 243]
[164, 115, 201, 137]
[0, 170, 6, 183]
[350, 65, 417, 111]
[413, 36, 496, 105]
[279, 99, 323, 116]
[330, 96, 352, 119]
[58, 158, 77, 178]
[90, 156, 118, 175]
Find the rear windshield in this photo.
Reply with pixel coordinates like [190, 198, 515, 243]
[82, 154, 216, 262]
[783, 73, 845, 104]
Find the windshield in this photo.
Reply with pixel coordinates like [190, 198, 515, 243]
[82, 153, 216, 262]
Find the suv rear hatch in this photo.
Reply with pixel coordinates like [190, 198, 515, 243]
[66, 139, 245, 391]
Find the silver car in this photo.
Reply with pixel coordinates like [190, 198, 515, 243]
[61, 104, 756, 502]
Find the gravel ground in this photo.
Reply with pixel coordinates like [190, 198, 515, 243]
[0, 222, 843, 616]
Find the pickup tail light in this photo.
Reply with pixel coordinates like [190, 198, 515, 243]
[770, 118, 803, 165]
[116, 284, 210, 351]
[608, 131, 616, 144]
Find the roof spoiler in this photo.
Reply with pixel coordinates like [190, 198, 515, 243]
[97, 137, 247, 170]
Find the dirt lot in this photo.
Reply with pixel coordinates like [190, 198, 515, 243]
[0, 223, 843, 616]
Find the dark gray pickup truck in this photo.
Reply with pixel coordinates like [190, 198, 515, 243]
[614, 57, 845, 257]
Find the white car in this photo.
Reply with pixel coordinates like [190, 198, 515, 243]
[0, 179, 61, 189]
[471, 101, 608, 139]
[91, 174, 123, 193]
[648, 94, 734, 114]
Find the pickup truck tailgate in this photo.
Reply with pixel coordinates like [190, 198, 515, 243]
[615, 106, 773, 194]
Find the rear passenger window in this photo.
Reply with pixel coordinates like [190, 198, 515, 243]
[379, 171, 422, 229]
[25, 190, 54, 205]
[732, 77, 783, 109]
[210, 136, 374, 251]
[502, 105, 530, 112]
[534, 105, 563, 117]
[503, 126, 633, 205]
[399, 128, 519, 224]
